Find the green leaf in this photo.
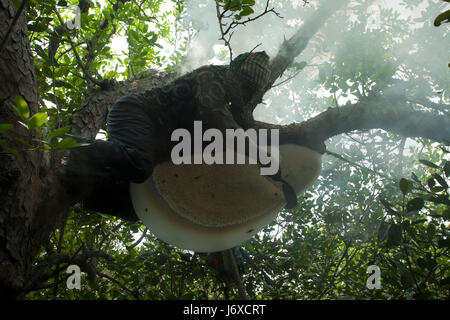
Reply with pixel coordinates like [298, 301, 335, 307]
[379, 196, 399, 215]
[419, 159, 439, 169]
[54, 80, 74, 89]
[14, 137, 31, 147]
[27, 112, 48, 130]
[399, 178, 413, 195]
[14, 95, 30, 120]
[48, 126, 71, 139]
[0, 123, 13, 134]
[411, 172, 421, 183]
[427, 177, 436, 189]
[56, 137, 77, 149]
[28, 21, 50, 33]
[377, 221, 389, 242]
[439, 277, 450, 288]
[34, 44, 48, 60]
[406, 198, 424, 213]
[443, 208, 450, 220]
[49, 137, 59, 148]
[294, 61, 307, 71]
[417, 257, 427, 269]
[427, 223, 436, 237]
[2, 145, 22, 160]
[444, 161, 450, 178]
[386, 224, 402, 247]
[434, 10, 450, 27]
[432, 173, 448, 188]
[226, 0, 242, 11]
[437, 238, 450, 248]
[240, 6, 254, 16]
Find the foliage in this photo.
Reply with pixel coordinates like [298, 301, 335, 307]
[16, 0, 450, 300]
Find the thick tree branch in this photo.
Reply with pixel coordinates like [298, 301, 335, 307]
[253, 96, 450, 151]
[69, 70, 176, 139]
[24, 248, 113, 295]
[268, 0, 349, 86]
[236, 0, 350, 127]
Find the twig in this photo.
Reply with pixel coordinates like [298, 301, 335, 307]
[131, 0, 157, 23]
[126, 227, 148, 251]
[97, 271, 140, 298]
[98, 221, 126, 249]
[55, 41, 86, 61]
[0, 0, 29, 53]
[53, 6, 111, 89]
[215, 1, 234, 60]
[223, 249, 249, 300]
[325, 149, 395, 182]
[215, 0, 282, 61]
[271, 68, 303, 88]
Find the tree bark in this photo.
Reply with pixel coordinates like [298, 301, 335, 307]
[0, 0, 42, 298]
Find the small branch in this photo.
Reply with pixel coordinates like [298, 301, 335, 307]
[131, 0, 157, 23]
[325, 150, 395, 182]
[25, 248, 113, 294]
[402, 242, 422, 296]
[271, 68, 304, 88]
[268, 0, 349, 85]
[98, 221, 126, 249]
[55, 41, 86, 61]
[238, 0, 349, 128]
[252, 95, 450, 152]
[222, 249, 249, 300]
[215, 0, 282, 60]
[53, 6, 113, 90]
[0, 0, 28, 54]
[215, 2, 234, 60]
[408, 98, 450, 114]
[223, 0, 282, 37]
[126, 227, 148, 251]
[97, 271, 139, 298]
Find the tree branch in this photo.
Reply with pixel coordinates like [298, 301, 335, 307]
[268, 0, 349, 86]
[68, 69, 177, 139]
[236, 0, 350, 128]
[97, 271, 139, 298]
[215, 0, 282, 60]
[126, 228, 148, 251]
[53, 6, 115, 90]
[253, 96, 450, 152]
[0, 0, 28, 54]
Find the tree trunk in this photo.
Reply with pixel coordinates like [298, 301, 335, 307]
[0, 0, 43, 298]
[0, 1, 176, 298]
